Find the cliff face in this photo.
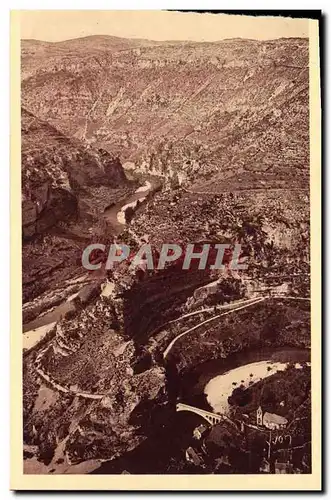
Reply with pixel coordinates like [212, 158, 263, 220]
[21, 36, 309, 190]
[21, 107, 131, 303]
[22, 107, 127, 240]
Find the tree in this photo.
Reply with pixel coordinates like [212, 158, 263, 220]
[125, 206, 135, 224]
[228, 386, 252, 407]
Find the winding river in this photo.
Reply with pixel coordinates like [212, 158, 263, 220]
[23, 173, 311, 473]
[205, 357, 310, 415]
[23, 177, 161, 349]
[179, 347, 310, 412]
[93, 346, 310, 474]
[104, 177, 159, 235]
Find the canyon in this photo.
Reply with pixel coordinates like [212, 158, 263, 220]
[21, 34, 311, 475]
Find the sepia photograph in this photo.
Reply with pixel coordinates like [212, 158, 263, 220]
[10, 9, 322, 490]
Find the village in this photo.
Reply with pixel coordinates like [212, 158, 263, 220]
[20, 18, 312, 480]
[180, 394, 310, 474]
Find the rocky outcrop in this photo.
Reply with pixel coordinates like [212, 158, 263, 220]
[21, 107, 132, 303]
[21, 107, 128, 240]
[22, 184, 78, 239]
[23, 293, 168, 466]
[21, 34, 311, 473]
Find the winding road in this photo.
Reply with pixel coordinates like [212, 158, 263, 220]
[163, 296, 266, 358]
[163, 294, 310, 359]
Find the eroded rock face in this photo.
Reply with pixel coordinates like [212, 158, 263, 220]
[22, 185, 78, 239]
[21, 107, 133, 304]
[65, 364, 167, 464]
[21, 35, 311, 473]
[21, 107, 128, 241]
[21, 37, 309, 190]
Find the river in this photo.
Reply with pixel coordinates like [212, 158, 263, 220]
[179, 347, 310, 410]
[23, 174, 310, 472]
[93, 346, 309, 474]
[23, 176, 161, 347]
[104, 177, 160, 235]
[204, 357, 310, 415]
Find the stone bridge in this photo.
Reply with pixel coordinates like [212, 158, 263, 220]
[176, 403, 225, 426]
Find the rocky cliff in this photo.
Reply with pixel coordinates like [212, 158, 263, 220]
[21, 107, 132, 303]
[22, 107, 127, 239]
[21, 34, 311, 474]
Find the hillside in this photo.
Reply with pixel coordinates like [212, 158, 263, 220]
[21, 36, 309, 190]
[22, 107, 129, 238]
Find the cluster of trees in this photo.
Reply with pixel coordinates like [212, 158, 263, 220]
[228, 363, 311, 424]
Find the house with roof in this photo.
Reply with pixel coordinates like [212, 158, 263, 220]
[275, 460, 293, 474]
[256, 405, 288, 430]
[185, 447, 202, 467]
[193, 424, 209, 440]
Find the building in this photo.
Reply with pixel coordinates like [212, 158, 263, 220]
[260, 458, 270, 473]
[263, 412, 288, 430]
[185, 447, 202, 467]
[256, 406, 288, 430]
[193, 424, 208, 440]
[275, 460, 293, 474]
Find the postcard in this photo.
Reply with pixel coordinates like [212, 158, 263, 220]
[10, 10, 322, 491]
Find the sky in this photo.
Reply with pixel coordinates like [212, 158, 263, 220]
[19, 10, 310, 43]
